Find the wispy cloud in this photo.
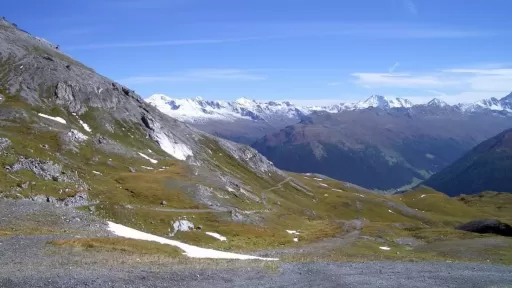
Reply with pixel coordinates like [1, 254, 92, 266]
[388, 62, 400, 73]
[65, 37, 267, 50]
[119, 69, 266, 85]
[352, 64, 512, 104]
[403, 0, 418, 15]
[64, 22, 494, 51]
[351, 72, 455, 88]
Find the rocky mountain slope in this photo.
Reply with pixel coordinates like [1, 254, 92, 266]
[147, 94, 512, 144]
[423, 128, 512, 196]
[251, 104, 512, 191]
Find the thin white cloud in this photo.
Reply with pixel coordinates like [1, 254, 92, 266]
[119, 69, 266, 85]
[352, 65, 512, 104]
[351, 72, 455, 88]
[403, 0, 418, 15]
[64, 23, 493, 51]
[389, 62, 400, 73]
[66, 37, 266, 50]
[443, 68, 512, 92]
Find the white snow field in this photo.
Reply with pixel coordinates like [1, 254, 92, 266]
[107, 222, 278, 260]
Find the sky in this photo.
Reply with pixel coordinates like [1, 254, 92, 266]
[3, 0, 512, 105]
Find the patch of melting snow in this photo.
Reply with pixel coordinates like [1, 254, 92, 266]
[332, 189, 343, 192]
[138, 152, 158, 164]
[226, 187, 235, 193]
[205, 232, 227, 241]
[286, 230, 300, 235]
[141, 166, 154, 170]
[77, 118, 91, 132]
[319, 183, 329, 187]
[420, 194, 427, 198]
[388, 210, 395, 214]
[357, 194, 365, 198]
[313, 178, 323, 181]
[154, 132, 193, 161]
[107, 222, 277, 260]
[379, 246, 391, 251]
[293, 237, 299, 242]
[38, 113, 66, 124]
[92, 171, 102, 175]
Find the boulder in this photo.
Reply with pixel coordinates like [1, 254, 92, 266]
[455, 219, 512, 237]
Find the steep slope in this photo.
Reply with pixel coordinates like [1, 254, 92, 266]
[423, 128, 512, 196]
[252, 107, 512, 191]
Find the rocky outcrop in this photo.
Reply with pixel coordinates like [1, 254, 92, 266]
[456, 219, 512, 237]
[0, 137, 11, 151]
[5, 157, 88, 190]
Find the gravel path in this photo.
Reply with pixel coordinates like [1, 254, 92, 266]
[1, 262, 511, 288]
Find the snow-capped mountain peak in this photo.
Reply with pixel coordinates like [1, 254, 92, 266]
[146, 92, 512, 124]
[354, 95, 412, 109]
[427, 98, 449, 107]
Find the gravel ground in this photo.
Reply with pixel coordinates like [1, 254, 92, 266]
[1, 262, 511, 288]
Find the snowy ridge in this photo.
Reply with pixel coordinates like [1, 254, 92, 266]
[146, 93, 512, 123]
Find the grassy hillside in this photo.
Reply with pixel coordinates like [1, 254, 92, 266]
[423, 128, 512, 196]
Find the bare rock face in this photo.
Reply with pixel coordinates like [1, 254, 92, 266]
[456, 219, 512, 237]
[55, 82, 85, 114]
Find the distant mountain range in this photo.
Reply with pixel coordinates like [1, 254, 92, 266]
[147, 93, 512, 123]
[148, 93, 512, 191]
[423, 128, 512, 196]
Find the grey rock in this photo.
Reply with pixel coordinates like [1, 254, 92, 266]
[6, 157, 88, 190]
[343, 218, 368, 232]
[169, 219, 195, 236]
[128, 167, 136, 173]
[160, 200, 167, 206]
[0, 137, 11, 151]
[395, 237, 424, 247]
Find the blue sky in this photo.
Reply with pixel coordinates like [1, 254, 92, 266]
[3, 0, 512, 105]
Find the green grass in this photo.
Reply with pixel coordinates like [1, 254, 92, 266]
[48, 237, 183, 257]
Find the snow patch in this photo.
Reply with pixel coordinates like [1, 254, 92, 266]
[293, 237, 299, 242]
[154, 132, 192, 161]
[313, 178, 323, 181]
[286, 230, 300, 235]
[107, 222, 277, 260]
[141, 166, 154, 170]
[420, 194, 427, 198]
[138, 152, 158, 164]
[388, 210, 395, 214]
[205, 232, 227, 241]
[77, 118, 91, 132]
[92, 171, 102, 175]
[357, 194, 365, 198]
[319, 183, 329, 187]
[38, 113, 66, 124]
[379, 246, 391, 251]
[332, 189, 343, 192]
